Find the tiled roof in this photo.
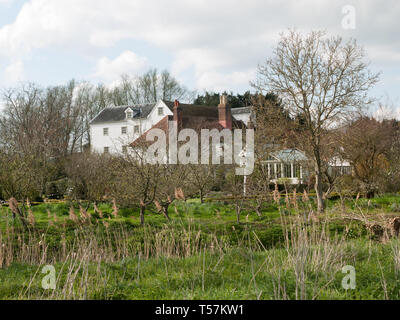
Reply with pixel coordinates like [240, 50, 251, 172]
[130, 115, 172, 148]
[130, 114, 246, 148]
[163, 100, 219, 118]
[90, 103, 156, 124]
[91, 100, 252, 125]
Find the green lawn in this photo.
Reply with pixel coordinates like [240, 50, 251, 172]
[1, 194, 400, 299]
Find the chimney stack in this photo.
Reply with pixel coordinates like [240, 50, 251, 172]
[173, 99, 183, 130]
[218, 94, 232, 130]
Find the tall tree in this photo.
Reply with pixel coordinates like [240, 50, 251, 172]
[107, 69, 192, 105]
[339, 116, 395, 198]
[194, 91, 279, 109]
[252, 30, 379, 213]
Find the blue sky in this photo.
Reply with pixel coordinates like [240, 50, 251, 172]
[0, 0, 399, 116]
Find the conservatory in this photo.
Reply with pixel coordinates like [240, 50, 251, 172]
[262, 148, 309, 185]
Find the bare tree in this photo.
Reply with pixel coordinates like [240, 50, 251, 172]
[225, 167, 246, 224]
[0, 150, 43, 201]
[110, 145, 159, 225]
[65, 151, 114, 204]
[0, 81, 99, 157]
[252, 30, 379, 213]
[106, 69, 193, 106]
[154, 164, 189, 221]
[186, 164, 215, 203]
[339, 116, 394, 198]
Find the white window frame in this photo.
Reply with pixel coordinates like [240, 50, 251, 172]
[103, 128, 109, 136]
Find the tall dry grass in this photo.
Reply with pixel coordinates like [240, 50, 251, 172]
[0, 216, 232, 269]
[2, 196, 397, 300]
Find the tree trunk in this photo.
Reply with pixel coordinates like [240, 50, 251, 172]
[315, 169, 325, 214]
[200, 190, 204, 203]
[236, 204, 241, 224]
[313, 151, 325, 214]
[140, 205, 145, 225]
[15, 202, 29, 231]
[162, 204, 170, 221]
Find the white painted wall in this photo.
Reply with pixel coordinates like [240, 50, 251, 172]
[90, 100, 173, 155]
[147, 100, 173, 128]
[328, 156, 351, 167]
[90, 120, 138, 154]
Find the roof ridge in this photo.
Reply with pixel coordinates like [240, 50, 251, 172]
[90, 102, 158, 124]
[110, 102, 157, 107]
[130, 115, 171, 147]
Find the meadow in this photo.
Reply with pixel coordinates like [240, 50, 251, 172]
[1, 194, 400, 300]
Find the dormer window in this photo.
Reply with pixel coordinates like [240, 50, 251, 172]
[125, 107, 134, 119]
[158, 107, 164, 116]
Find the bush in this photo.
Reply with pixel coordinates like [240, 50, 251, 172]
[335, 175, 361, 195]
[45, 178, 69, 199]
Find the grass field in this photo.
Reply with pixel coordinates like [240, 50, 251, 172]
[1, 194, 400, 299]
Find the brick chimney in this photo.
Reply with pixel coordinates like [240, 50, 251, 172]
[173, 99, 183, 130]
[218, 94, 232, 129]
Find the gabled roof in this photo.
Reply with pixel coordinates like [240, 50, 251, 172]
[130, 115, 172, 148]
[130, 116, 229, 148]
[270, 148, 308, 162]
[90, 99, 248, 143]
[130, 104, 246, 148]
[162, 100, 219, 118]
[90, 100, 252, 125]
[162, 100, 246, 128]
[90, 103, 158, 124]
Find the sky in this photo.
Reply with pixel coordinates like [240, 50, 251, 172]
[0, 0, 399, 116]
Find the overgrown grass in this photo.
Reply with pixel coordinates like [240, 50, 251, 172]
[2, 236, 400, 299]
[0, 194, 400, 299]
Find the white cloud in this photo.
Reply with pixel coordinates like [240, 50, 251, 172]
[93, 51, 148, 82]
[367, 45, 400, 65]
[0, 0, 399, 92]
[196, 70, 256, 92]
[3, 60, 24, 83]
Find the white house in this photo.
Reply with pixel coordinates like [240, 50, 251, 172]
[90, 100, 173, 154]
[89, 99, 252, 155]
[89, 99, 350, 186]
[328, 156, 352, 176]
